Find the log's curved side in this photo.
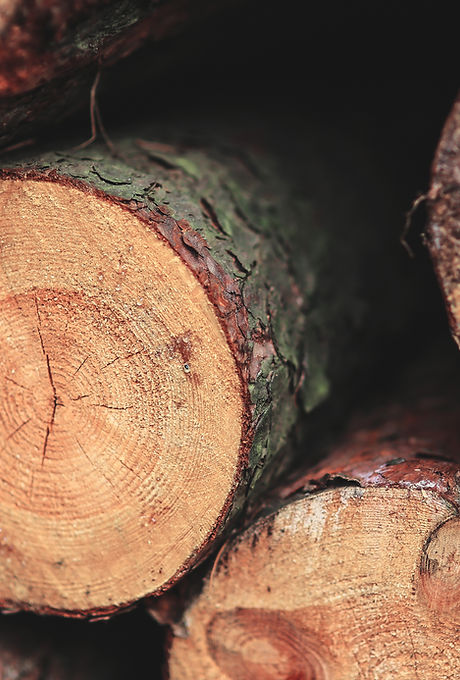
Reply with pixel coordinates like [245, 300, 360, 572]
[0, 136, 314, 616]
[428, 93, 460, 348]
[278, 386, 460, 502]
[167, 396, 460, 680]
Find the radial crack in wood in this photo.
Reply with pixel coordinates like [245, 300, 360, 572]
[0, 132, 316, 617]
[0, 129, 426, 617]
[0, 179, 243, 614]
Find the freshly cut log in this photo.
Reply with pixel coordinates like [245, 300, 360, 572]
[428, 92, 460, 348]
[0, 131, 344, 617]
[167, 392, 460, 680]
[0, 0, 234, 146]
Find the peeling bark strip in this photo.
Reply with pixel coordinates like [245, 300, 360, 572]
[0, 131, 340, 617]
[0, 0, 233, 146]
[428, 93, 460, 348]
[168, 394, 460, 680]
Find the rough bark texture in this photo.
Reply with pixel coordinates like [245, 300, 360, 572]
[428, 92, 460, 348]
[167, 389, 460, 680]
[0, 0, 235, 147]
[278, 374, 460, 502]
[0, 130, 333, 616]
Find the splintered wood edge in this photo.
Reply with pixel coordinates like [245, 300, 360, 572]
[168, 486, 460, 680]
[0, 177, 246, 615]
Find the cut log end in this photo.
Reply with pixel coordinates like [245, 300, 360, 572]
[169, 486, 460, 679]
[168, 418, 460, 680]
[419, 515, 460, 627]
[0, 177, 244, 614]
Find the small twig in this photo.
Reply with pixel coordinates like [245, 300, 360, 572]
[72, 68, 119, 157]
[73, 70, 101, 151]
[95, 99, 118, 156]
[401, 192, 428, 258]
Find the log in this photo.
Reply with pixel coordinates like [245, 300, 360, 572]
[428, 92, 460, 348]
[0, 0, 235, 147]
[0, 130, 331, 617]
[0, 125, 423, 617]
[167, 389, 460, 679]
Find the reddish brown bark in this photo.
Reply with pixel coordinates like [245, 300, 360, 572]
[0, 0, 219, 97]
[428, 92, 460, 348]
[0, 0, 237, 146]
[278, 388, 460, 504]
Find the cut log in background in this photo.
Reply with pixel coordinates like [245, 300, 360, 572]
[428, 91, 460, 348]
[167, 379, 460, 680]
[0, 0, 237, 147]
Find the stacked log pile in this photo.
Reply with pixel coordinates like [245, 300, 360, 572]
[1, 3, 460, 679]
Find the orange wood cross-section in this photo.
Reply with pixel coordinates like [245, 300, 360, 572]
[0, 179, 243, 614]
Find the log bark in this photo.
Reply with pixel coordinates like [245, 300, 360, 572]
[0, 0, 236, 147]
[167, 388, 460, 680]
[428, 92, 460, 348]
[0, 125, 421, 617]
[0, 131, 326, 616]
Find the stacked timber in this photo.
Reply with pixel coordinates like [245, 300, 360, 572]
[1, 3, 460, 679]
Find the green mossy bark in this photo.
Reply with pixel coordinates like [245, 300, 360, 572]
[1, 125, 407, 596]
